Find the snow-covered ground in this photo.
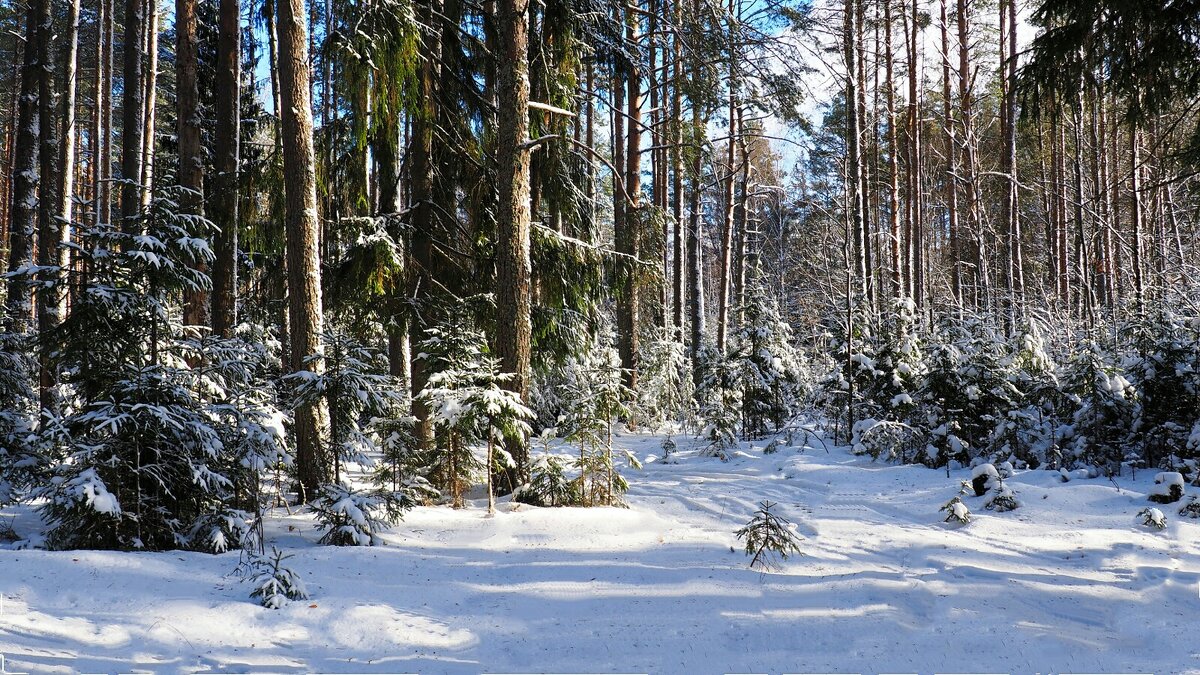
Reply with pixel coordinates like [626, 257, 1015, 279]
[3, 430, 1199, 674]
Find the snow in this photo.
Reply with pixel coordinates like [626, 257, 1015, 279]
[971, 462, 1000, 479]
[3, 431, 1200, 673]
[1156, 471, 1186, 487]
[1150, 471, 1187, 499]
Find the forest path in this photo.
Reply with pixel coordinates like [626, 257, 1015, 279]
[1, 428, 1199, 673]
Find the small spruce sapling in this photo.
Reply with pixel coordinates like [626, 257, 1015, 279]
[311, 483, 410, 546]
[941, 495, 971, 524]
[1137, 507, 1167, 530]
[246, 546, 309, 608]
[971, 463, 1000, 496]
[735, 500, 805, 571]
[1178, 496, 1200, 518]
[419, 321, 490, 507]
[558, 330, 634, 506]
[513, 456, 579, 506]
[695, 347, 741, 460]
[287, 329, 399, 486]
[984, 477, 1019, 512]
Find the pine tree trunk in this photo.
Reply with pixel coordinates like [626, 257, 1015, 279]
[670, 13, 684, 341]
[121, 0, 146, 230]
[177, 0, 207, 326]
[716, 35, 737, 354]
[1003, 0, 1021, 314]
[1129, 121, 1145, 310]
[854, 0, 873, 309]
[885, 0, 901, 299]
[40, 0, 81, 408]
[176, 4, 206, 307]
[494, 0, 532, 477]
[618, 3, 641, 390]
[956, 0, 982, 308]
[687, 58, 705, 384]
[376, 115, 409, 391]
[211, 0, 241, 337]
[99, 0, 114, 229]
[939, 0, 960, 305]
[139, 0, 159, 209]
[844, 0, 868, 305]
[1, 54, 17, 251]
[905, 0, 921, 308]
[5, 1, 39, 334]
[277, 0, 328, 497]
[407, 0, 441, 449]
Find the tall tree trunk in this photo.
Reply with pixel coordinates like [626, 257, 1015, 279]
[277, 0, 328, 497]
[1129, 121, 1145, 310]
[855, 0, 872, 309]
[716, 93, 736, 354]
[843, 0, 868, 304]
[407, 0, 442, 449]
[6, 0, 39, 333]
[139, 0, 159, 209]
[885, 0, 901, 299]
[939, 0, 960, 305]
[211, 0, 241, 337]
[732, 107, 750, 319]
[687, 30, 706, 384]
[36, 0, 59, 283]
[956, 0, 982, 308]
[1002, 0, 1021, 315]
[0, 55, 16, 243]
[618, 3, 641, 389]
[905, 0, 921, 308]
[34, 0, 57, 401]
[121, 0, 146, 230]
[670, 15, 684, 340]
[1055, 111, 1069, 302]
[377, 121, 408, 391]
[40, 0, 82, 408]
[99, 0, 114, 229]
[177, 0, 207, 326]
[494, 0, 532, 477]
[1070, 82, 1091, 321]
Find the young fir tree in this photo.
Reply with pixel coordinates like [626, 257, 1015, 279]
[419, 319, 488, 507]
[1059, 339, 1138, 474]
[419, 317, 534, 510]
[0, 330, 36, 505]
[632, 328, 693, 432]
[246, 546, 309, 608]
[287, 328, 400, 485]
[182, 330, 291, 553]
[695, 345, 742, 459]
[918, 316, 1021, 468]
[735, 500, 804, 570]
[36, 189, 270, 551]
[1127, 312, 1200, 470]
[865, 298, 923, 426]
[557, 328, 634, 506]
[989, 320, 1059, 470]
[731, 284, 806, 440]
[919, 323, 972, 467]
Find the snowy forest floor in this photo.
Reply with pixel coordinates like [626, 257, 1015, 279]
[2, 429, 1199, 674]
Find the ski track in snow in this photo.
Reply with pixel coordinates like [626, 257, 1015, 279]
[2, 429, 1199, 674]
